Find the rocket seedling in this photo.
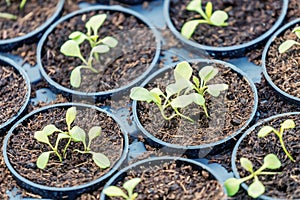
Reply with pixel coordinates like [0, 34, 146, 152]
[278, 27, 300, 53]
[0, 0, 27, 20]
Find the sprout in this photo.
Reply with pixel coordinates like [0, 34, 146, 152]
[224, 154, 281, 198]
[181, 0, 229, 39]
[103, 178, 141, 200]
[0, 0, 27, 20]
[278, 27, 300, 53]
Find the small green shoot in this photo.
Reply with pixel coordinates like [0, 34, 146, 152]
[34, 107, 110, 169]
[224, 154, 281, 198]
[181, 0, 229, 39]
[279, 27, 300, 53]
[60, 14, 118, 88]
[103, 178, 141, 200]
[0, 0, 28, 20]
[258, 119, 296, 162]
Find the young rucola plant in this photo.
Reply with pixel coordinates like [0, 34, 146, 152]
[0, 0, 27, 20]
[279, 27, 300, 53]
[130, 61, 228, 122]
[103, 178, 141, 200]
[181, 0, 229, 39]
[224, 154, 281, 198]
[60, 14, 118, 88]
[258, 119, 296, 162]
[34, 107, 110, 170]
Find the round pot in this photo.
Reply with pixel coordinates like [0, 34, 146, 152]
[232, 112, 300, 199]
[132, 59, 258, 158]
[96, 0, 151, 5]
[3, 103, 129, 199]
[262, 18, 300, 105]
[0, 55, 31, 132]
[100, 156, 227, 199]
[0, 0, 64, 52]
[37, 5, 161, 102]
[164, 0, 288, 58]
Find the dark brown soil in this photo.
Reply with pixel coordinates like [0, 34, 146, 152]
[137, 62, 255, 146]
[0, 65, 28, 126]
[41, 10, 156, 93]
[235, 114, 300, 199]
[6, 106, 124, 187]
[0, 0, 58, 40]
[265, 24, 300, 98]
[169, 0, 282, 47]
[106, 160, 225, 200]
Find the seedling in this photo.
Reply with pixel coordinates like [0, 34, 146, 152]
[0, 0, 27, 20]
[34, 107, 110, 170]
[60, 14, 118, 88]
[258, 119, 296, 162]
[181, 0, 229, 39]
[278, 27, 300, 53]
[224, 154, 281, 198]
[103, 178, 141, 200]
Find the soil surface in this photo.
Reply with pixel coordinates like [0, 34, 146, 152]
[235, 114, 300, 199]
[0, 0, 58, 40]
[106, 160, 225, 200]
[169, 0, 282, 47]
[265, 24, 300, 98]
[137, 62, 255, 146]
[0, 65, 28, 126]
[42, 10, 156, 93]
[6, 106, 124, 187]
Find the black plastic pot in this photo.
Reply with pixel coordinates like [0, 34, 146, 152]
[37, 5, 161, 102]
[231, 112, 300, 200]
[0, 0, 64, 52]
[0, 55, 31, 132]
[132, 59, 258, 158]
[262, 18, 300, 105]
[163, 0, 288, 58]
[3, 103, 129, 199]
[100, 156, 227, 199]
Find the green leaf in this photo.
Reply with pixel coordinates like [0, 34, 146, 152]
[34, 131, 50, 145]
[279, 40, 299, 53]
[193, 76, 200, 88]
[66, 107, 77, 129]
[224, 178, 241, 197]
[92, 45, 110, 54]
[70, 126, 86, 143]
[149, 88, 163, 104]
[240, 157, 253, 173]
[103, 186, 128, 199]
[293, 27, 300, 38]
[60, 40, 85, 62]
[247, 177, 265, 198]
[263, 154, 281, 169]
[86, 14, 107, 35]
[174, 61, 193, 81]
[207, 84, 228, 97]
[171, 94, 195, 108]
[205, 2, 213, 18]
[70, 67, 82, 88]
[69, 31, 87, 45]
[123, 178, 141, 196]
[281, 119, 295, 130]
[92, 152, 110, 169]
[36, 151, 52, 169]
[210, 10, 228, 26]
[88, 126, 101, 148]
[102, 36, 118, 48]
[42, 124, 61, 136]
[192, 93, 205, 106]
[181, 20, 201, 39]
[257, 126, 275, 137]
[199, 65, 218, 83]
[166, 78, 192, 97]
[130, 87, 153, 102]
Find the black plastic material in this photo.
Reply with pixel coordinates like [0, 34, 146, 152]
[37, 5, 161, 102]
[3, 103, 129, 199]
[0, 55, 31, 133]
[231, 112, 300, 200]
[100, 156, 227, 200]
[262, 18, 300, 105]
[163, 0, 289, 58]
[132, 59, 258, 158]
[0, 0, 65, 52]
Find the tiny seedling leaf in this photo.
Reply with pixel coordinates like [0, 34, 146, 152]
[102, 36, 118, 48]
[37, 151, 52, 169]
[210, 10, 228, 26]
[149, 88, 163, 104]
[69, 31, 87, 44]
[42, 124, 61, 136]
[293, 27, 300, 38]
[103, 186, 128, 199]
[281, 119, 295, 130]
[181, 20, 201, 39]
[34, 131, 50, 145]
[193, 76, 200, 88]
[86, 14, 107, 35]
[192, 93, 205, 106]
[207, 84, 228, 97]
[264, 154, 281, 169]
[224, 178, 241, 197]
[247, 177, 265, 198]
[70, 67, 82, 88]
[186, 0, 201, 12]
[199, 66, 218, 83]
[70, 126, 86, 144]
[205, 2, 213, 18]
[92, 45, 110, 54]
[279, 40, 299, 53]
[258, 126, 275, 137]
[60, 40, 84, 60]
[92, 152, 110, 169]
[130, 87, 153, 102]
[166, 78, 192, 97]
[88, 126, 101, 142]
[171, 93, 195, 108]
[66, 107, 77, 128]
[123, 178, 141, 196]
[240, 157, 253, 173]
[174, 61, 193, 81]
